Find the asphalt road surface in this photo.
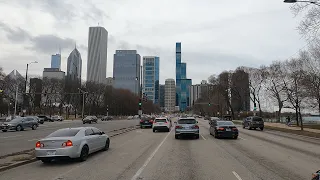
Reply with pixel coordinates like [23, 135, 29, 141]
[0, 118, 319, 180]
[0, 119, 139, 157]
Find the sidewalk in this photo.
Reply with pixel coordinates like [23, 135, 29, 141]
[264, 122, 320, 134]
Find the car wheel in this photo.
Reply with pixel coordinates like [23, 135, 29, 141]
[209, 130, 212, 135]
[175, 135, 179, 139]
[83, 122, 85, 124]
[195, 135, 199, 139]
[234, 136, 238, 139]
[260, 127, 264, 131]
[153, 128, 156, 133]
[79, 145, 89, 162]
[103, 139, 110, 151]
[41, 159, 52, 163]
[32, 124, 37, 130]
[2, 130, 7, 132]
[242, 125, 245, 129]
[16, 125, 22, 131]
[248, 126, 252, 130]
[214, 132, 218, 139]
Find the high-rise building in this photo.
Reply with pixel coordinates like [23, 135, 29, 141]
[51, 54, 61, 70]
[159, 84, 165, 109]
[142, 56, 159, 104]
[189, 81, 213, 107]
[175, 42, 192, 111]
[165, 79, 175, 112]
[87, 26, 108, 84]
[67, 47, 82, 82]
[113, 50, 141, 95]
[43, 68, 65, 80]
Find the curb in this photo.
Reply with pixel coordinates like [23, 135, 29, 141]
[0, 126, 140, 172]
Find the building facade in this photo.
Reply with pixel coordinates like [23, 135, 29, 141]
[189, 81, 213, 107]
[43, 68, 65, 80]
[159, 84, 165, 109]
[51, 54, 61, 70]
[113, 50, 141, 95]
[67, 47, 82, 82]
[87, 26, 108, 84]
[142, 56, 159, 104]
[175, 42, 192, 111]
[165, 79, 176, 112]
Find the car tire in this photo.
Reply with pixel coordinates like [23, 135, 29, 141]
[79, 145, 89, 162]
[234, 136, 238, 139]
[214, 132, 218, 139]
[195, 135, 199, 139]
[41, 159, 52, 164]
[140, 125, 143, 129]
[242, 125, 245, 129]
[103, 139, 110, 151]
[16, 125, 22, 131]
[32, 124, 37, 130]
[153, 128, 156, 133]
[210, 131, 212, 135]
[2, 130, 7, 132]
[260, 127, 264, 131]
[175, 135, 179, 139]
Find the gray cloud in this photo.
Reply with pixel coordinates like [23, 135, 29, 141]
[0, 22, 31, 42]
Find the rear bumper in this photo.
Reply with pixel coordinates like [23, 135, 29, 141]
[250, 124, 264, 128]
[175, 130, 199, 135]
[153, 126, 169, 130]
[216, 131, 238, 137]
[35, 147, 80, 159]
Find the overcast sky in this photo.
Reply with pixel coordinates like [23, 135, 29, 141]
[0, 0, 305, 84]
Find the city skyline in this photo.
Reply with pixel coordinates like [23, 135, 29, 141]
[0, 1, 304, 85]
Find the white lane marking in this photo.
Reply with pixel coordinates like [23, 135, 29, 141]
[28, 138, 39, 141]
[131, 129, 172, 180]
[0, 135, 22, 139]
[239, 137, 246, 140]
[232, 171, 243, 180]
[200, 134, 207, 140]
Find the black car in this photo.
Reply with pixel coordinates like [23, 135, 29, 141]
[101, 116, 113, 121]
[82, 116, 98, 124]
[38, 115, 53, 122]
[140, 116, 154, 128]
[209, 120, 238, 139]
[242, 116, 264, 131]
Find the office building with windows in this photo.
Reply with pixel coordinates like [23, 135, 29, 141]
[165, 79, 176, 112]
[87, 26, 108, 84]
[51, 54, 61, 70]
[67, 47, 82, 82]
[113, 50, 141, 95]
[142, 56, 159, 104]
[159, 84, 165, 109]
[175, 42, 192, 111]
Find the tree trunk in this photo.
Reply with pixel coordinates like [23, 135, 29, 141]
[295, 107, 299, 126]
[258, 100, 262, 117]
[298, 106, 303, 131]
[277, 107, 282, 123]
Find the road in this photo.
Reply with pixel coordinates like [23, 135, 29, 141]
[0, 119, 139, 157]
[0, 118, 319, 180]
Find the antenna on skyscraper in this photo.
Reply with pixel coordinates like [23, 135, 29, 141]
[98, 22, 100, 26]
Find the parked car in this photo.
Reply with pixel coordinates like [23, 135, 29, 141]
[0, 117, 39, 132]
[174, 117, 199, 139]
[30, 116, 44, 124]
[35, 127, 110, 163]
[139, 116, 154, 128]
[101, 116, 113, 121]
[204, 115, 210, 120]
[209, 120, 238, 139]
[152, 117, 171, 132]
[82, 116, 98, 124]
[242, 116, 264, 131]
[51, 115, 63, 121]
[38, 115, 53, 122]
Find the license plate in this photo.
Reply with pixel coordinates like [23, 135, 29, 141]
[226, 128, 231, 131]
[184, 127, 190, 129]
[47, 151, 56, 156]
[145, 121, 149, 123]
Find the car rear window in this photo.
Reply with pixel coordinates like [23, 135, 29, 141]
[217, 121, 234, 126]
[253, 117, 263, 121]
[155, 119, 166, 123]
[178, 119, 196, 124]
[47, 129, 80, 137]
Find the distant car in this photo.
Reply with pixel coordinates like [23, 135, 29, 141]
[35, 127, 110, 163]
[30, 116, 44, 124]
[38, 115, 53, 122]
[82, 116, 98, 124]
[152, 118, 171, 132]
[210, 120, 238, 139]
[140, 116, 154, 128]
[312, 170, 320, 180]
[101, 116, 113, 121]
[242, 116, 264, 131]
[175, 117, 199, 139]
[204, 115, 210, 120]
[51, 115, 63, 121]
[127, 116, 134, 120]
[209, 117, 220, 124]
[0, 117, 39, 132]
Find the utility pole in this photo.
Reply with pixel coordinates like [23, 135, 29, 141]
[107, 105, 109, 117]
[78, 88, 88, 119]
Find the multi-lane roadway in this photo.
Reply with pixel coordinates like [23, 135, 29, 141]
[0, 118, 319, 180]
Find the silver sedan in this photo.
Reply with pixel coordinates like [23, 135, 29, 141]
[35, 127, 110, 163]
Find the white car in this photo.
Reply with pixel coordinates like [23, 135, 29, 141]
[35, 127, 110, 163]
[152, 118, 171, 132]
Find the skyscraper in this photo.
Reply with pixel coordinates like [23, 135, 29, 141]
[175, 42, 192, 111]
[159, 84, 165, 109]
[87, 26, 108, 84]
[51, 54, 61, 70]
[67, 47, 82, 81]
[142, 56, 159, 104]
[165, 79, 176, 112]
[113, 50, 141, 95]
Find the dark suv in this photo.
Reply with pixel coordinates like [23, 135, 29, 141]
[242, 116, 264, 131]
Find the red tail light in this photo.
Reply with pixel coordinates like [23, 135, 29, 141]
[149, 120, 153, 123]
[232, 127, 238, 131]
[217, 127, 225, 131]
[175, 125, 182, 129]
[62, 140, 73, 147]
[36, 141, 44, 148]
[140, 119, 144, 122]
[192, 125, 199, 129]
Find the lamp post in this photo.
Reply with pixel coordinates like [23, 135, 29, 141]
[284, 0, 320, 6]
[78, 88, 88, 119]
[24, 61, 38, 115]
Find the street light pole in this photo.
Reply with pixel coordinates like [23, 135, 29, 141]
[23, 61, 38, 115]
[78, 88, 88, 119]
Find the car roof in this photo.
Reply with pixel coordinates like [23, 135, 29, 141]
[216, 120, 234, 123]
